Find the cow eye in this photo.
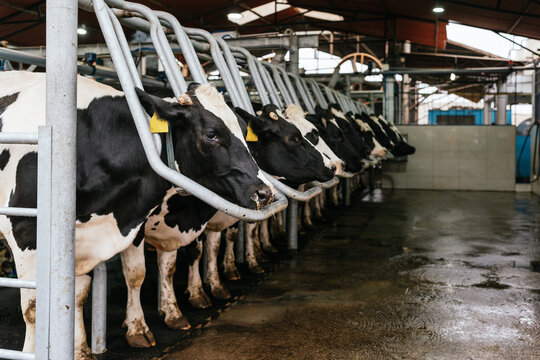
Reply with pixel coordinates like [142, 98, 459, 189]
[205, 131, 218, 141]
[291, 136, 301, 144]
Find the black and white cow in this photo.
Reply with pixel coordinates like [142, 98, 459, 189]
[120, 102, 338, 343]
[0, 72, 274, 358]
[305, 106, 365, 172]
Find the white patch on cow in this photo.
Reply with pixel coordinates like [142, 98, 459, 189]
[75, 213, 143, 275]
[284, 104, 345, 175]
[194, 84, 247, 146]
[145, 188, 207, 252]
[330, 107, 347, 121]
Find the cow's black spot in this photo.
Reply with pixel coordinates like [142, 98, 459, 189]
[163, 195, 217, 234]
[304, 129, 319, 145]
[8, 152, 37, 251]
[78, 214, 91, 223]
[0, 92, 19, 118]
[132, 224, 146, 247]
[0, 149, 10, 170]
[185, 237, 203, 266]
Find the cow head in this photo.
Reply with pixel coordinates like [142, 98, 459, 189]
[235, 104, 334, 186]
[305, 106, 364, 172]
[283, 104, 345, 176]
[135, 84, 274, 209]
[327, 104, 372, 158]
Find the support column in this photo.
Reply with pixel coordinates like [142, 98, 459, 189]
[384, 75, 395, 123]
[496, 95, 508, 125]
[483, 99, 491, 125]
[289, 34, 299, 77]
[286, 199, 298, 251]
[44, 0, 78, 358]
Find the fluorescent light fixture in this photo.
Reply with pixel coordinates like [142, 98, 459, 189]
[450, 72, 456, 81]
[77, 27, 87, 35]
[432, 6, 445, 13]
[227, 12, 243, 21]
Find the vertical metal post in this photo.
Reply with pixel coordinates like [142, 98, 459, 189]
[45, 0, 77, 358]
[343, 177, 351, 206]
[369, 166, 375, 190]
[384, 75, 395, 123]
[289, 34, 299, 77]
[201, 243, 208, 284]
[35, 126, 52, 360]
[91, 263, 107, 354]
[483, 99, 491, 125]
[235, 221, 245, 263]
[286, 199, 298, 251]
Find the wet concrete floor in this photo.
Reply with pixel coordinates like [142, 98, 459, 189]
[164, 190, 540, 360]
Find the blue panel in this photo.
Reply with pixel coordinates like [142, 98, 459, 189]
[516, 135, 530, 178]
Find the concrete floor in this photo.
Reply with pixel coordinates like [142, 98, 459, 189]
[165, 190, 540, 360]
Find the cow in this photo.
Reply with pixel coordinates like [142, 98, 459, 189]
[120, 102, 337, 344]
[0, 72, 274, 359]
[305, 105, 365, 172]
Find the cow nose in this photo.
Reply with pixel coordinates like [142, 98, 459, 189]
[255, 184, 273, 206]
[330, 164, 337, 174]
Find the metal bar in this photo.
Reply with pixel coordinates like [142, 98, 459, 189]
[0, 132, 38, 144]
[0, 349, 35, 360]
[214, 37, 254, 112]
[46, 0, 77, 358]
[154, 11, 207, 84]
[292, 75, 314, 113]
[257, 62, 283, 108]
[286, 199, 298, 250]
[91, 262, 107, 354]
[276, 66, 300, 106]
[261, 171, 322, 201]
[0, 207, 37, 217]
[0, 47, 169, 89]
[0, 278, 37, 289]
[91, 0, 288, 220]
[235, 221, 245, 263]
[298, 77, 317, 112]
[223, 35, 318, 50]
[307, 79, 328, 109]
[231, 47, 270, 105]
[184, 27, 244, 108]
[264, 62, 293, 105]
[35, 125, 52, 360]
[383, 65, 531, 75]
[316, 176, 340, 189]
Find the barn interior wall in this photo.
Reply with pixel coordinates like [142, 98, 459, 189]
[382, 125, 516, 191]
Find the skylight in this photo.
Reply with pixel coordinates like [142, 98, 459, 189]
[228, 1, 344, 25]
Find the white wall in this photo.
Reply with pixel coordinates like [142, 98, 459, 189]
[382, 125, 516, 191]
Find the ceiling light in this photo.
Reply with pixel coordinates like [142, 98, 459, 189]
[432, 6, 445, 13]
[450, 73, 456, 81]
[227, 12, 243, 21]
[77, 27, 87, 35]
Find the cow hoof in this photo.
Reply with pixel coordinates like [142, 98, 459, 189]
[211, 285, 231, 300]
[75, 344, 96, 360]
[189, 292, 212, 309]
[262, 244, 278, 253]
[126, 330, 156, 348]
[249, 264, 265, 274]
[165, 314, 191, 330]
[224, 268, 241, 281]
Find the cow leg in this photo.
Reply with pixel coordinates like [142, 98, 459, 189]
[314, 194, 324, 219]
[121, 243, 156, 346]
[303, 200, 314, 228]
[252, 225, 269, 263]
[156, 249, 191, 329]
[222, 228, 241, 280]
[184, 238, 212, 309]
[259, 219, 277, 253]
[74, 275, 93, 360]
[270, 211, 285, 240]
[204, 230, 231, 299]
[332, 186, 340, 207]
[245, 222, 264, 273]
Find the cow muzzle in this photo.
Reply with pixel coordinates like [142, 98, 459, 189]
[250, 184, 274, 209]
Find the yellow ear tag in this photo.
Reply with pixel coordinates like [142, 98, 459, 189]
[150, 113, 169, 133]
[246, 123, 259, 142]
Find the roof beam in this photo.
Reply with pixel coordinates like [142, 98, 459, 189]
[507, 0, 535, 33]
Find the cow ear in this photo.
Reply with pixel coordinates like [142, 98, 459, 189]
[135, 87, 189, 121]
[235, 107, 273, 135]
